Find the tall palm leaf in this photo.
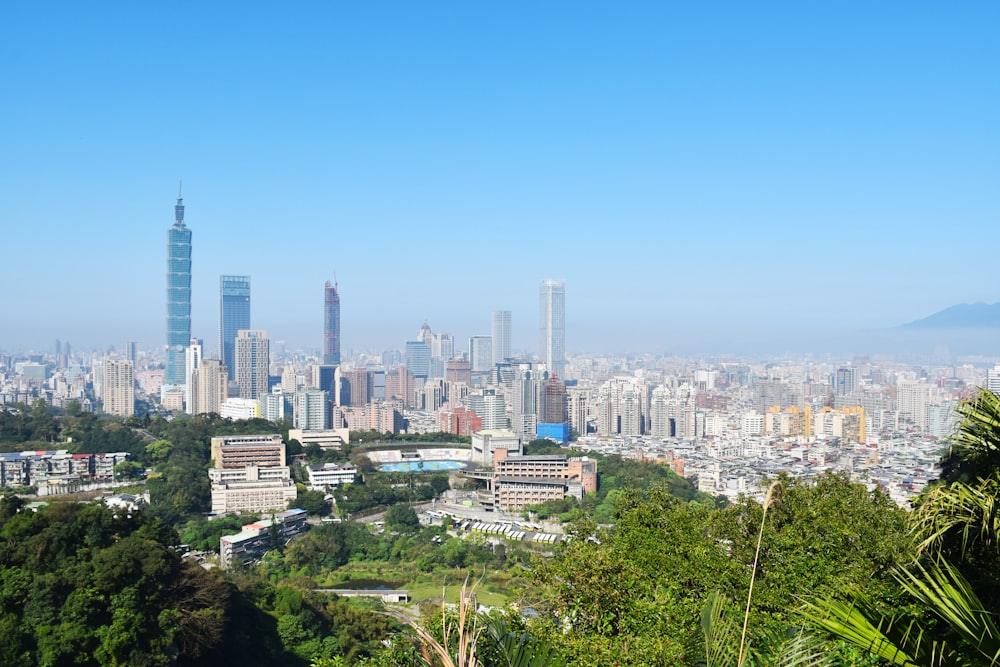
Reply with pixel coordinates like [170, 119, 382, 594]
[801, 559, 1000, 667]
[913, 474, 1000, 559]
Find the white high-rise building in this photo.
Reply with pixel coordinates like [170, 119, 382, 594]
[539, 279, 565, 379]
[986, 363, 1000, 395]
[294, 389, 329, 430]
[650, 386, 671, 438]
[567, 388, 589, 436]
[492, 310, 512, 366]
[897, 381, 931, 432]
[596, 376, 648, 437]
[466, 389, 507, 430]
[235, 329, 270, 400]
[102, 358, 134, 418]
[184, 338, 203, 415]
[260, 390, 286, 422]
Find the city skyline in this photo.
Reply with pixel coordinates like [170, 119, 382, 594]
[2, 4, 998, 355]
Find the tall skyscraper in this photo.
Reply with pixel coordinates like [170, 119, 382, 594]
[190, 358, 228, 415]
[235, 330, 270, 400]
[166, 187, 192, 387]
[405, 341, 431, 380]
[324, 280, 341, 365]
[492, 310, 512, 367]
[102, 358, 135, 418]
[539, 279, 566, 378]
[220, 276, 251, 381]
[125, 341, 138, 368]
[469, 335, 493, 373]
[184, 338, 203, 414]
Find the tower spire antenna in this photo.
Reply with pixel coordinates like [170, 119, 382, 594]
[177, 179, 183, 201]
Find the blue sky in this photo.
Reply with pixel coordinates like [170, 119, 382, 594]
[2, 2, 998, 356]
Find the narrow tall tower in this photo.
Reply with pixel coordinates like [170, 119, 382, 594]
[324, 280, 341, 365]
[538, 279, 566, 379]
[165, 186, 192, 387]
[220, 275, 251, 380]
[235, 329, 270, 400]
[491, 310, 512, 366]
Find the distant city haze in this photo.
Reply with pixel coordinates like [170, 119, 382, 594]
[2, 4, 998, 356]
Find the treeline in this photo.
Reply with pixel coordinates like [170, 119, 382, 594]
[0, 498, 397, 666]
[0, 400, 146, 456]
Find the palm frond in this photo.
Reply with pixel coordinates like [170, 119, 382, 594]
[941, 389, 1000, 484]
[894, 559, 1000, 664]
[700, 591, 742, 667]
[913, 474, 1000, 558]
[799, 595, 943, 667]
[482, 615, 559, 667]
[767, 630, 837, 667]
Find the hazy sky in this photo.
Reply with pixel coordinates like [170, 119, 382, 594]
[3, 2, 998, 356]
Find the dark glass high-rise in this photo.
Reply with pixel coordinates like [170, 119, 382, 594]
[324, 280, 340, 365]
[220, 275, 251, 381]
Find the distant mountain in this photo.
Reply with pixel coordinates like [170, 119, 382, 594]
[902, 302, 1000, 329]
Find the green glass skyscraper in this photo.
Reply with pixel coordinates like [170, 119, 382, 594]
[166, 189, 192, 387]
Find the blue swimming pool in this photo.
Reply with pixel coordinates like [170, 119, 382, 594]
[379, 460, 467, 472]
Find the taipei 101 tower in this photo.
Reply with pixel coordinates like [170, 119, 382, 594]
[165, 185, 192, 387]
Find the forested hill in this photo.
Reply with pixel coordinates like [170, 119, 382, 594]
[0, 498, 394, 666]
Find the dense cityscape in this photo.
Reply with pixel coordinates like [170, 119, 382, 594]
[4, 3, 999, 666]
[5, 191, 994, 510]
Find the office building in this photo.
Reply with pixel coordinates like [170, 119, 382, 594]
[211, 434, 285, 469]
[492, 310, 512, 366]
[220, 276, 251, 381]
[835, 367, 859, 397]
[324, 280, 340, 365]
[219, 398, 260, 420]
[209, 464, 297, 515]
[539, 375, 568, 424]
[987, 364, 1000, 396]
[294, 389, 330, 430]
[102, 358, 134, 418]
[125, 341, 138, 368]
[235, 330, 269, 399]
[538, 279, 565, 379]
[260, 391, 286, 422]
[445, 359, 472, 385]
[190, 358, 228, 415]
[471, 429, 522, 467]
[346, 368, 371, 407]
[405, 341, 431, 380]
[288, 428, 350, 450]
[220, 509, 309, 568]
[469, 335, 493, 373]
[184, 338, 203, 414]
[492, 454, 597, 512]
[166, 188, 192, 387]
[437, 406, 483, 436]
[466, 389, 507, 430]
[314, 364, 340, 403]
[305, 462, 357, 491]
